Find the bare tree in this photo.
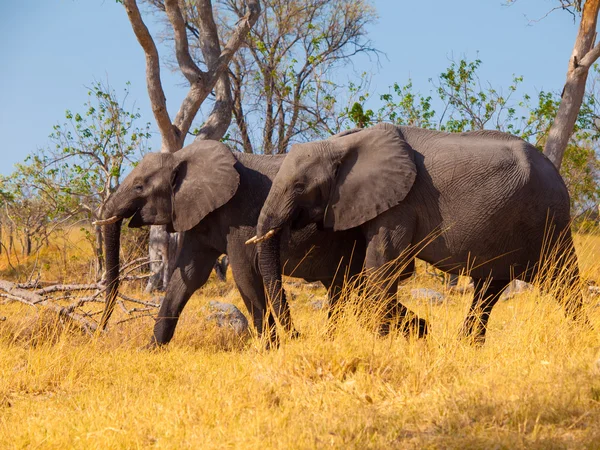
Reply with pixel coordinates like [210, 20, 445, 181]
[222, 0, 377, 154]
[120, 0, 261, 291]
[2, 82, 149, 277]
[543, 0, 600, 168]
[148, 0, 377, 154]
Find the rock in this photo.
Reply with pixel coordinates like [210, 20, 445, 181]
[205, 301, 249, 335]
[310, 299, 327, 310]
[448, 281, 475, 295]
[500, 280, 534, 301]
[410, 288, 445, 304]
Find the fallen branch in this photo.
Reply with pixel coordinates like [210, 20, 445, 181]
[0, 266, 161, 331]
[34, 284, 101, 296]
[0, 280, 98, 334]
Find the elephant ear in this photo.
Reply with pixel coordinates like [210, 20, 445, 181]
[170, 140, 240, 232]
[323, 125, 417, 231]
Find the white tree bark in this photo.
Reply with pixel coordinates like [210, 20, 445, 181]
[544, 0, 600, 169]
[121, 0, 260, 291]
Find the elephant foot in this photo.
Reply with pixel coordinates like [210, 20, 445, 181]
[459, 320, 487, 346]
[460, 332, 487, 346]
[142, 336, 167, 352]
[401, 315, 429, 339]
[379, 314, 429, 339]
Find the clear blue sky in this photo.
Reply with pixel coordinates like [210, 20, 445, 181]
[0, 0, 583, 176]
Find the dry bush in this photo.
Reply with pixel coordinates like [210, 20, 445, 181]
[1, 234, 600, 448]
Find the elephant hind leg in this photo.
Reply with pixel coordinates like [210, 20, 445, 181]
[460, 279, 509, 345]
[547, 238, 590, 326]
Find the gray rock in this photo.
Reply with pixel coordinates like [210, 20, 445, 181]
[205, 301, 249, 335]
[410, 288, 445, 304]
[501, 280, 534, 301]
[448, 281, 475, 295]
[310, 299, 327, 310]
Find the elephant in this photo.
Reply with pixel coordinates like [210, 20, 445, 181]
[96, 139, 365, 346]
[250, 123, 588, 343]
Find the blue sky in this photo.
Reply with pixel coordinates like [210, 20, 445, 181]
[0, 0, 583, 176]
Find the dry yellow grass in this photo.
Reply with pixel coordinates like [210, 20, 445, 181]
[1, 231, 600, 448]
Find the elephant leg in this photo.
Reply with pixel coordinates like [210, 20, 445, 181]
[228, 261, 271, 337]
[363, 223, 428, 339]
[460, 279, 509, 344]
[151, 240, 221, 347]
[375, 259, 427, 338]
[321, 275, 346, 336]
[257, 238, 295, 336]
[549, 237, 590, 325]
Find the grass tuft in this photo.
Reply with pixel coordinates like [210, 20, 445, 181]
[1, 231, 600, 447]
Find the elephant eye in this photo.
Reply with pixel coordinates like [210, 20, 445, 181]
[134, 184, 143, 193]
[294, 182, 306, 193]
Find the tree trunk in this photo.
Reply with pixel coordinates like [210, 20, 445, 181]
[24, 232, 31, 257]
[95, 224, 104, 279]
[145, 225, 169, 292]
[123, 0, 260, 292]
[544, 0, 600, 169]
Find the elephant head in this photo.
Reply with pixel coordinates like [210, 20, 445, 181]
[253, 123, 417, 242]
[98, 140, 240, 329]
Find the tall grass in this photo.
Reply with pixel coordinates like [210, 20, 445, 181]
[1, 233, 600, 448]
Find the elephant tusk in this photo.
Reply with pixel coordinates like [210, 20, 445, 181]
[92, 216, 121, 226]
[245, 228, 279, 245]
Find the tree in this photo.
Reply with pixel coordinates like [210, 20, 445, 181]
[543, 0, 600, 169]
[223, 0, 377, 154]
[119, 0, 261, 291]
[147, 0, 377, 154]
[2, 82, 150, 275]
[349, 58, 600, 217]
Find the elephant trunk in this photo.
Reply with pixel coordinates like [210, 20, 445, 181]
[98, 219, 122, 330]
[255, 187, 296, 242]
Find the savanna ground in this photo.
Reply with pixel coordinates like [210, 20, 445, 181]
[1, 230, 600, 449]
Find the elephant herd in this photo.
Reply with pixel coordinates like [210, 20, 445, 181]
[96, 123, 588, 347]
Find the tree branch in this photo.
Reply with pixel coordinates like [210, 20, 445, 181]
[164, 0, 205, 85]
[122, 0, 178, 152]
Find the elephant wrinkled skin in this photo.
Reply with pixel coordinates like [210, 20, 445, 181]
[99, 140, 365, 346]
[254, 123, 589, 343]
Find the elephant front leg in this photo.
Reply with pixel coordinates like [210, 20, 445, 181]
[151, 245, 220, 347]
[257, 238, 295, 337]
[363, 224, 428, 339]
[460, 279, 509, 344]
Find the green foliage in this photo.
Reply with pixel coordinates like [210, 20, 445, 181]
[1, 82, 151, 258]
[343, 58, 600, 216]
[8, 81, 151, 220]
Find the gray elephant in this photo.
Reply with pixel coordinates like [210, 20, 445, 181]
[250, 123, 588, 343]
[96, 139, 365, 346]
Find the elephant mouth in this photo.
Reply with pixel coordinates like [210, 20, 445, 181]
[128, 209, 144, 228]
[94, 209, 143, 228]
[290, 207, 313, 230]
